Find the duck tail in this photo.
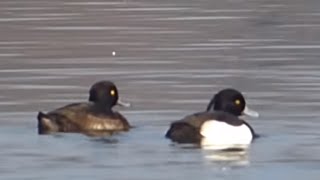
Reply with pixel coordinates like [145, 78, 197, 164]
[165, 122, 201, 144]
[37, 112, 57, 135]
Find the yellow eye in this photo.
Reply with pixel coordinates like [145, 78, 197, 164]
[235, 99, 241, 105]
[110, 90, 116, 96]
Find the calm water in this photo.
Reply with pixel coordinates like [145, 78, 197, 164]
[1, 0, 320, 179]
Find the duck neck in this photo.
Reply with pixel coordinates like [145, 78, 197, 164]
[93, 102, 113, 113]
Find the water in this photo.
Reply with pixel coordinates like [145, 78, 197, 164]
[1, 0, 320, 179]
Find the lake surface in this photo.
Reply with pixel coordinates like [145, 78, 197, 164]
[1, 0, 320, 179]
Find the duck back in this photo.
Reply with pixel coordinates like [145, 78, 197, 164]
[37, 102, 130, 134]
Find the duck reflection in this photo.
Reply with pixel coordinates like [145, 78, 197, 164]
[202, 146, 250, 166]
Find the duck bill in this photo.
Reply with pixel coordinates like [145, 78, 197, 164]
[117, 98, 131, 107]
[242, 106, 259, 118]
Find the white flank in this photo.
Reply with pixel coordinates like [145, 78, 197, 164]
[200, 120, 253, 150]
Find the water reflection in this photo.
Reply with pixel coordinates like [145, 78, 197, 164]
[171, 143, 250, 166]
[89, 136, 119, 144]
[202, 149, 250, 166]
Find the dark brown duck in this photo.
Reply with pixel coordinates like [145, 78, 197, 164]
[37, 81, 131, 135]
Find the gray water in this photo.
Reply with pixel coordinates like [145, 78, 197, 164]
[1, 0, 320, 179]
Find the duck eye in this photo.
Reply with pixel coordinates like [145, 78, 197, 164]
[110, 89, 116, 96]
[234, 99, 241, 105]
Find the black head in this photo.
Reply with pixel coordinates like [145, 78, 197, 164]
[89, 81, 119, 107]
[206, 88, 258, 117]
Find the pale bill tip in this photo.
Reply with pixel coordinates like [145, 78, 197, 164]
[243, 106, 259, 118]
[117, 98, 131, 107]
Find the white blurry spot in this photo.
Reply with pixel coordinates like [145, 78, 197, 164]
[112, 51, 116, 56]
